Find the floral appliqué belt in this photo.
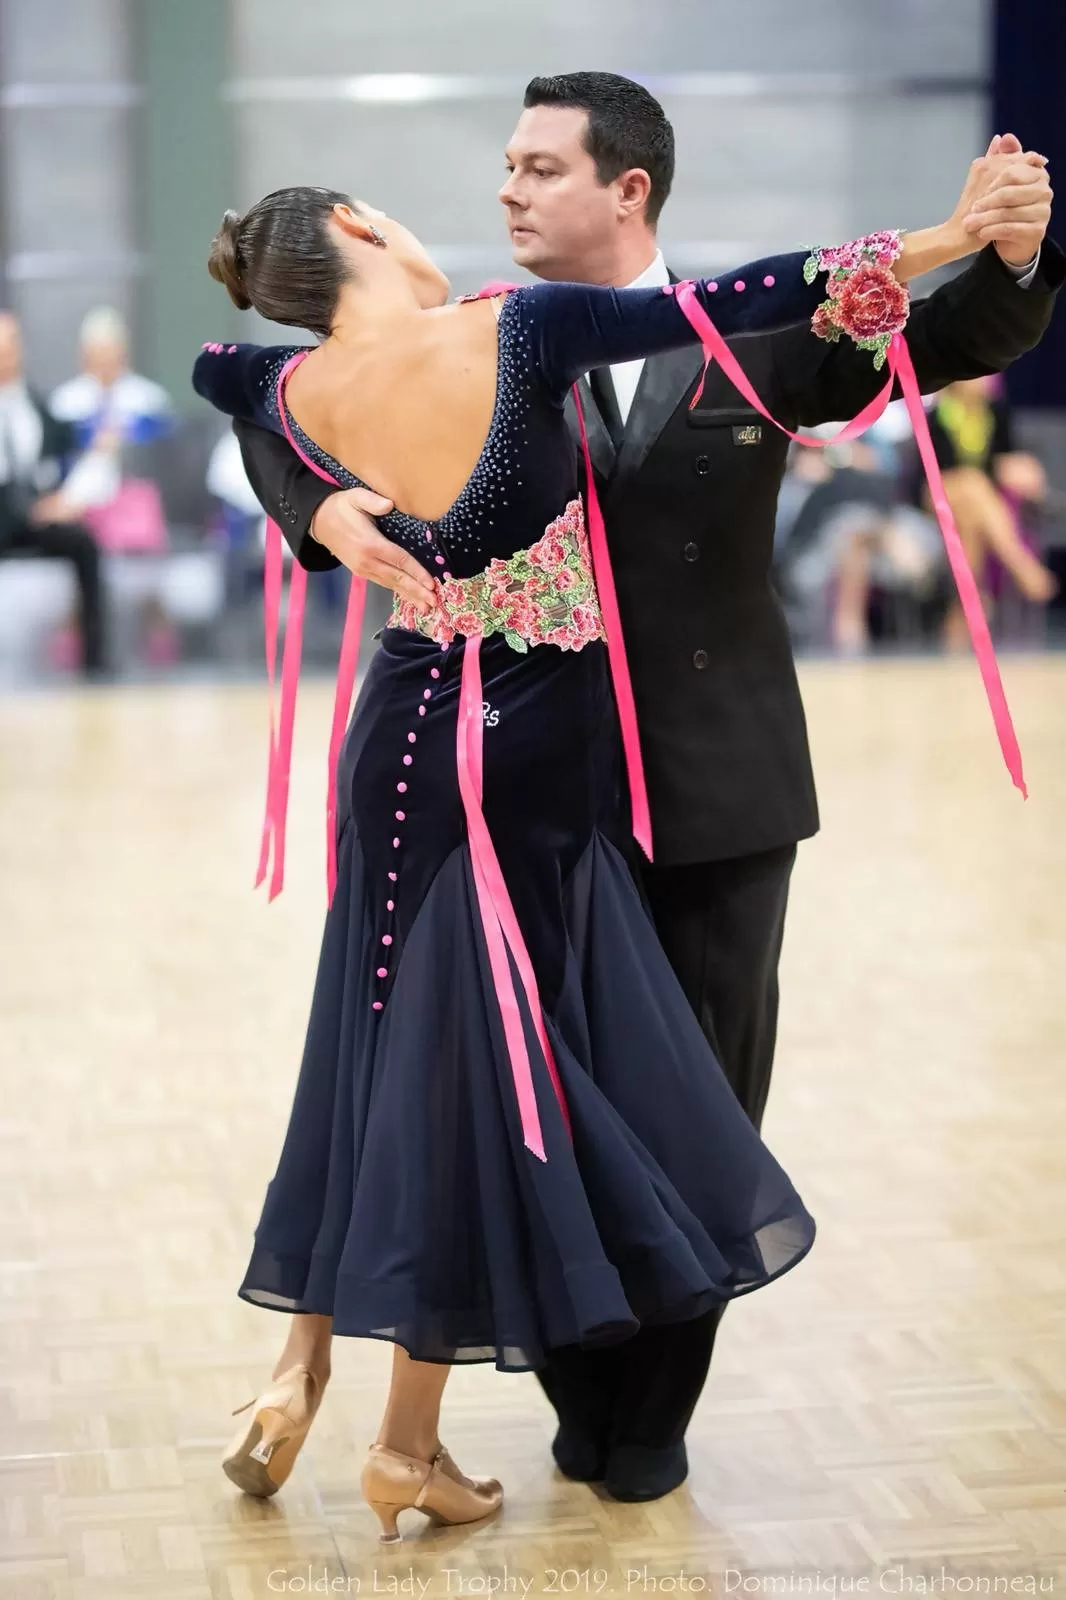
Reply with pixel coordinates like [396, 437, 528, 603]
[388, 498, 606, 653]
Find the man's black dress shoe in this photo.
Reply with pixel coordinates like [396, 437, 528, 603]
[604, 1441, 688, 1502]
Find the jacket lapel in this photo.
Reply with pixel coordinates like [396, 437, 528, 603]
[566, 375, 616, 482]
[614, 342, 704, 482]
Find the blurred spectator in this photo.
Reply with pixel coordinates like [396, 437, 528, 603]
[924, 376, 1057, 648]
[774, 426, 942, 654]
[50, 308, 174, 555]
[50, 307, 173, 447]
[0, 310, 112, 676]
[206, 428, 268, 538]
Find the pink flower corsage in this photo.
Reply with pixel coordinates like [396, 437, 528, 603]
[804, 229, 909, 368]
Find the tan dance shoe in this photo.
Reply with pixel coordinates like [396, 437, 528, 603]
[360, 1442, 503, 1542]
[222, 1363, 323, 1497]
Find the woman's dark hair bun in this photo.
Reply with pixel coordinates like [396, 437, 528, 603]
[206, 187, 354, 336]
[208, 210, 252, 310]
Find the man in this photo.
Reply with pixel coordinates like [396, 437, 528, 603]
[50, 306, 173, 448]
[230, 75, 1060, 1502]
[0, 311, 110, 677]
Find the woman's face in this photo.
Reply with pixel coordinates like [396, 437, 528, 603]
[354, 202, 450, 308]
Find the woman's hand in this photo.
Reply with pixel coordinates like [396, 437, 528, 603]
[960, 133, 1053, 266]
[310, 487, 437, 615]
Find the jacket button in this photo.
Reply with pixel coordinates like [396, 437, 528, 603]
[683, 542, 699, 562]
[692, 648, 709, 670]
[694, 455, 710, 477]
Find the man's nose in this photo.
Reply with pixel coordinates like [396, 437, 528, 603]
[498, 171, 524, 207]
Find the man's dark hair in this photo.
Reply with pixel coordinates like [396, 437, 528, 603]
[523, 72, 675, 226]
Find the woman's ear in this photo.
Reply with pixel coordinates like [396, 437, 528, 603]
[332, 203, 383, 245]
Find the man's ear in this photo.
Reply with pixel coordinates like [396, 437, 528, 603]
[617, 168, 653, 221]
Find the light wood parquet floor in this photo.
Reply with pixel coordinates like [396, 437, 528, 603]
[2, 656, 1065, 1598]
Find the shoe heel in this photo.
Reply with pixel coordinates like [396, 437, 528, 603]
[366, 1499, 403, 1543]
[222, 1406, 302, 1498]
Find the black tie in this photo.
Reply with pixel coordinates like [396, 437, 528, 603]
[588, 365, 624, 451]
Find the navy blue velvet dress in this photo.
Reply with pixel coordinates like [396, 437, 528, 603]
[193, 252, 859, 1371]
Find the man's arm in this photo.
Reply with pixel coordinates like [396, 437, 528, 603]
[233, 415, 438, 612]
[234, 416, 339, 571]
[780, 239, 1064, 429]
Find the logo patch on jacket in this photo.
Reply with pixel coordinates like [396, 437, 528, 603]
[732, 424, 762, 446]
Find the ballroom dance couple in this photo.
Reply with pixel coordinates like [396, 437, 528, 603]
[195, 73, 1060, 1538]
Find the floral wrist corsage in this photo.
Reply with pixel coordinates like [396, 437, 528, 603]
[805, 230, 909, 369]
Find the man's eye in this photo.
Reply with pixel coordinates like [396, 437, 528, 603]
[534, 168, 556, 179]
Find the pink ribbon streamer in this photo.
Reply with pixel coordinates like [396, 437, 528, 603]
[255, 514, 283, 889]
[671, 279, 897, 446]
[888, 332, 1026, 796]
[572, 390, 655, 860]
[259, 352, 369, 903]
[457, 635, 572, 1160]
[670, 281, 1027, 797]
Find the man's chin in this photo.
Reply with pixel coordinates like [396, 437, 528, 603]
[510, 231, 547, 268]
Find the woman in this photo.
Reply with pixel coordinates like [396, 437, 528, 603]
[195, 187, 982, 1540]
[925, 375, 1056, 647]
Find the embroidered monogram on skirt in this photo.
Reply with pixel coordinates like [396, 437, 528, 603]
[389, 498, 606, 653]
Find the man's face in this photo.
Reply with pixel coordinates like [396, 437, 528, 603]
[82, 336, 126, 387]
[0, 314, 24, 386]
[500, 105, 621, 280]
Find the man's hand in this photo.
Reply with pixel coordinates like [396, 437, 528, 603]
[309, 488, 437, 615]
[961, 132, 1052, 267]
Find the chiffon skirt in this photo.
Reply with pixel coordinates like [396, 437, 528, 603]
[238, 628, 815, 1371]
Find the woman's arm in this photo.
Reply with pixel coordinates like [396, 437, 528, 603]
[192, 341, 310, 424]
[523, 224, 978, 398]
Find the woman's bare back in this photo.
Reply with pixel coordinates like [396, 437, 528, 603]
[282, 297, 504, 524]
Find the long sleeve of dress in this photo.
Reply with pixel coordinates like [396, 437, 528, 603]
[520, 234, 913, 398]
[192, 341, 308, 425]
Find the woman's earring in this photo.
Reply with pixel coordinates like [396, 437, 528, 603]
[369, 225, 388, 247]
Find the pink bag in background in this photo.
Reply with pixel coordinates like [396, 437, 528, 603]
[83, 478, 169, 553]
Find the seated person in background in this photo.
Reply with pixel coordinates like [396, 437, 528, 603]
[50, 306, 173, 449]
[926, 374, 1056, 648]
[0, 310, 113, 676]
[773, 423, 942, 654]
[50, 308, 175, 554]
[206, 429, 267, 543]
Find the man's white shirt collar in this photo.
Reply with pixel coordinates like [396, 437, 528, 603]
[622, 249, 670, 292]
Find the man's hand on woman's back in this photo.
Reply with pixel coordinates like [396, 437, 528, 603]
[310, 488, 437, 614]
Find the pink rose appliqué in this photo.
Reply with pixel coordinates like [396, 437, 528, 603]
[835, 262, 909, 340]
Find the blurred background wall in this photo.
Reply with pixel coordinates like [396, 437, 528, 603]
[2, 0, 993, 398]
[1, 0, 1062, 684]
